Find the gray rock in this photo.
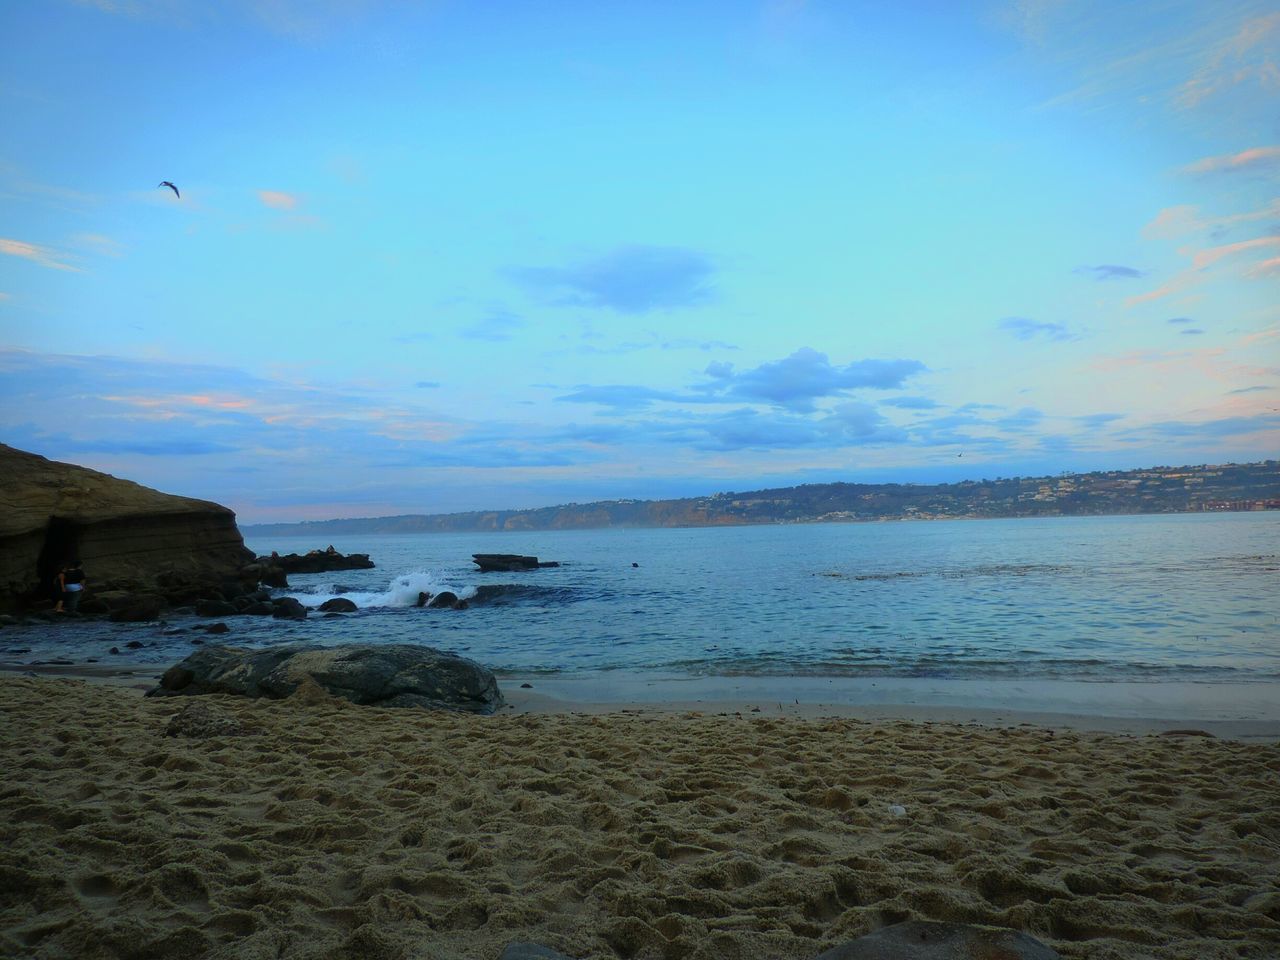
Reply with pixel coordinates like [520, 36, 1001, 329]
[271, 597, 308, 620]
[108, 596, 164, 622]
[147, 643, 505, 714]
[195, 598, 237, 618]
[318, 597, 358, 613]
[814, 921, 1060, 960]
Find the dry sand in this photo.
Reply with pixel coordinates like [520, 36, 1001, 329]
[1, 676, 1278, 960]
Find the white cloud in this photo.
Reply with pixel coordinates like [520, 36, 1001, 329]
[0, 237, 80, 272]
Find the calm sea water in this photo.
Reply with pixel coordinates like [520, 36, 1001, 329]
[8, 513, 1277, 684]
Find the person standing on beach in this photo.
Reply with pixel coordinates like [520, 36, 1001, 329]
[54, 560, 87, 613]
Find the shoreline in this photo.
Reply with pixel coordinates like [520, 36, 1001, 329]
[6, 659, 1278, 741]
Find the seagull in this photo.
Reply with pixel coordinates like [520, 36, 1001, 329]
[158, 181, 180, 198]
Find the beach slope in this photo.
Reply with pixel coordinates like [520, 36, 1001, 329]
[1, 677, 1276, 959]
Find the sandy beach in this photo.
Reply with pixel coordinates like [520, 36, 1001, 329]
[2, 675, 1278, 960]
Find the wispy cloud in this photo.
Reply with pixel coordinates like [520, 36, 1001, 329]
[1167, 316, 1195, 324]
[706, 349, 927, 412]
[1075, 412, 1125, 428]
[509, 245, 715, 313]
[258, 189, 299, 211]
[1247, 256, 1280, 278]
[72, 233, 126, 258]
[1128, 235, 1280, 304]
[557, 384, 689, 411]
[1182, 145, 1280, 177]
[882, 396, 940, 410]
[999, 317, 1076, 341]
[1075, 264, 1146, 280]
[0, 237, 80, 272]
[1143, 200, 1280, 241]
[1178, 13, 1280, 109]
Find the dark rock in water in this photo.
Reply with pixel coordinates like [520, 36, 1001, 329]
[318, 597, 358, 613]
[452, 598, 469, 610]
[195, 599, 237, 618]
[271, 597, 308, 620]
[242, 601, 274, 616]
[244, 562, 288, 588]
[427, 591, 458, 609]
[164, 701, 248, 738]
[258, 550, 375, 575]
[148, 643, 505, 714]
[813, 921, 1060, 960]
[500, 945, 576, 960]
[520, 682, 533, 689]
[472, 553, 560, 572]
[109, 597, 164, 622]
[416, 591, 431, 607]
[125, 640, 145, 649]
[202, 622, 230, 634]
[108, 646, 120, 655]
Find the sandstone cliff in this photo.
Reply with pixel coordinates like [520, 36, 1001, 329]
[0, 444, 254, 612]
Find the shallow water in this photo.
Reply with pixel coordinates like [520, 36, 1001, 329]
[7, 512, 1278, 685]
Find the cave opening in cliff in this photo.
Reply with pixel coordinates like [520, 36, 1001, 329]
[36, 517, 82, 598]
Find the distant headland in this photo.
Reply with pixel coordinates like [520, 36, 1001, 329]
[245, 461, 1280, 536]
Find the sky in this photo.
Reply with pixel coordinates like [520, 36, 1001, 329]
[1, 0, 1277, 523]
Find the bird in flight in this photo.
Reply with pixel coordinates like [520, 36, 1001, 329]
[158, 181, 180, 198]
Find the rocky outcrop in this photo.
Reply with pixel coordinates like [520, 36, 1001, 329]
[0, 445, 255, 613]
[149, 643, 505, 714]
[260, 550, 374, 574]
[472, 553, 560, 572]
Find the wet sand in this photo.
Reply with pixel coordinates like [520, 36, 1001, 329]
[2, 675, 1278, 959]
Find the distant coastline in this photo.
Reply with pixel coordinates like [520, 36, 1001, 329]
[244, 460, 1280, 536]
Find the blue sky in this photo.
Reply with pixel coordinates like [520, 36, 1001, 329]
[1, 0, 1277, 522]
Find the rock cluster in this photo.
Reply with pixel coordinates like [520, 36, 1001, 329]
[258, 550, 374, 575]
[149, 643, 505, 714]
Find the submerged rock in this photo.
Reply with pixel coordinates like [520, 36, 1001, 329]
[148, 643, 505, 714]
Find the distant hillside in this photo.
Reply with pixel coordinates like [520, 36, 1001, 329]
[243, 461, 1280, 537]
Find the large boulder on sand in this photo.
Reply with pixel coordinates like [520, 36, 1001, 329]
[148, 643, 505, 714]
[0, 444, 254, 613]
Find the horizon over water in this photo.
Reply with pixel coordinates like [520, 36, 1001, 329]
[10, 512, 1276, 719]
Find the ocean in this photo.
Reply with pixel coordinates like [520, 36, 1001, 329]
[10, 512, 1277, 692]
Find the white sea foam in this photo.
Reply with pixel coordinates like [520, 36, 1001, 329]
[285, 570, 477, 609]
